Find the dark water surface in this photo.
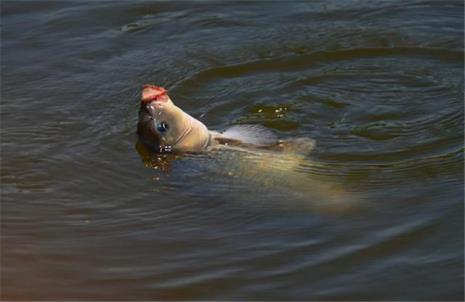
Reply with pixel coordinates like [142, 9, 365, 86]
[1, 1, 464, 300]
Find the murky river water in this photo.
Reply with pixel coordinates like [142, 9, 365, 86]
[1, 1, 464, 300]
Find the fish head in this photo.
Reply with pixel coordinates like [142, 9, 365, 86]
[137, 85, 189, 153]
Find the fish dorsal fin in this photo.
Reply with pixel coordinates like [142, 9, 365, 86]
[219, 124, 278, 147]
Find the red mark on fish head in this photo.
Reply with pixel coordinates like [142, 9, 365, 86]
[141, 85, 169, 103]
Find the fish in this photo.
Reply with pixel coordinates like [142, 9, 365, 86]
[136, 85, 362, 213]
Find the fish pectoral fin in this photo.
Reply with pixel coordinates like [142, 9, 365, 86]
[213, 136, 244, 146]
[275, 137, 316, 155]
[220, 124, 278, 146]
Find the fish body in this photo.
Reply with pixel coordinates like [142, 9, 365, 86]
[137, 85, 360, 212]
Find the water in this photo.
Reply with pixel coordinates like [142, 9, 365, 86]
[1, 1, 463, 300]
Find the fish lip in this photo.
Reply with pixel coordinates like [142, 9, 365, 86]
[141, 85, 168, 103]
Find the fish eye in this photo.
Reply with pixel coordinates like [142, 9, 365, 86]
[156, 121, 169, 132]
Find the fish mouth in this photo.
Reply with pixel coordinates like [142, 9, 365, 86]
[142, 85, 168, 103]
